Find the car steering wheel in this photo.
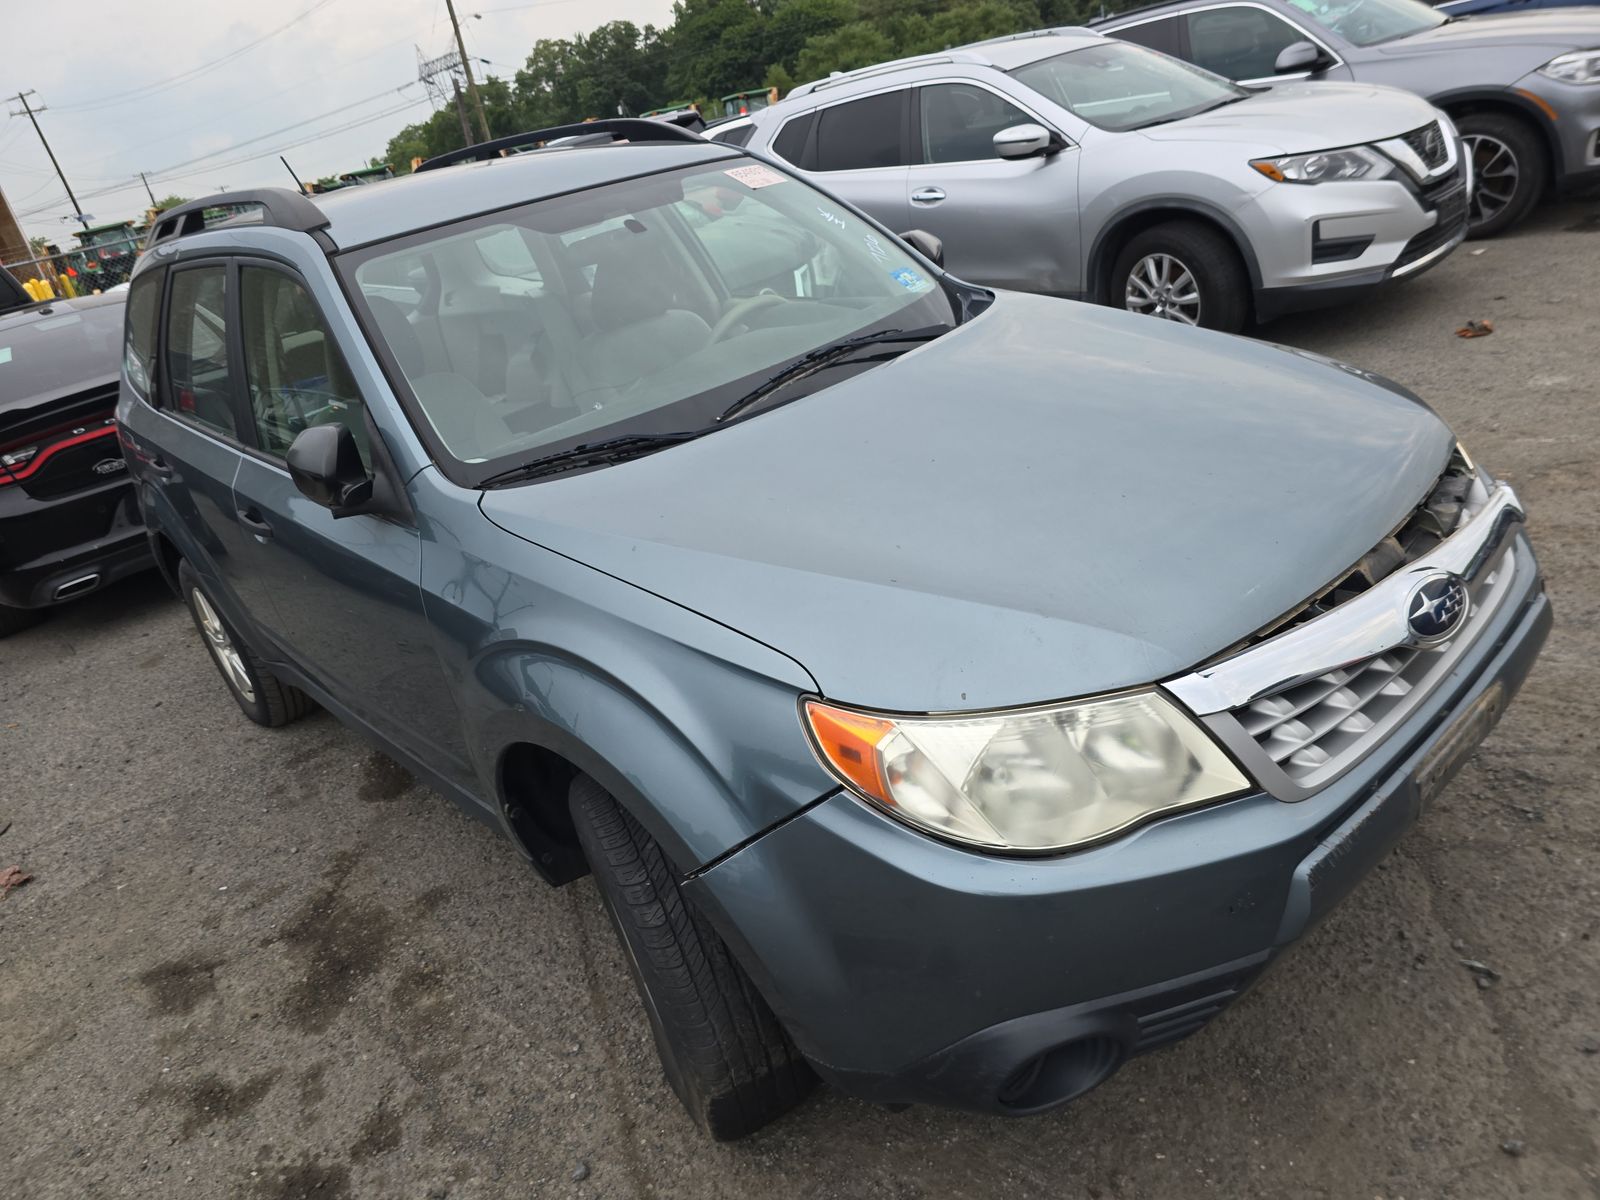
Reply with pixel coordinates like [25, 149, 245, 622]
[709, 293, 788, 343]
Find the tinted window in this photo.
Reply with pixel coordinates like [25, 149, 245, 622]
[814, 92, 907, 172]
[920, 83, 1035, 164]
[165, 266, 237, 437]
[1186, 7, 1310, 79]
[710, 122, 756, 147]
[1012, 42, 1246, 132]
[124, 268, 163, 400]
[239, 267, 370, 466]
[772, 112, 816, 166]
[1114, 15, 1183, 56]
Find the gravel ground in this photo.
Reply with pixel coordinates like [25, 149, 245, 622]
[2, 197, 1597, 1200]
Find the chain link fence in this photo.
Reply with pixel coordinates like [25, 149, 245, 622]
[2, 230, 143, 299]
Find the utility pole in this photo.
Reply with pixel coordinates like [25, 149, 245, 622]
[450, 80, 474, 148]
[444, 0, 491, 142]
[139, 171, 157, 207]
[6, 91, 89, 232]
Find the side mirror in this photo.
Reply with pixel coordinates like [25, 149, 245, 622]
[287, 424, 373, 516]
[1274, 41, 1324, 74]
[994, 123, 1055, 160]
[898, 229, 944, 268]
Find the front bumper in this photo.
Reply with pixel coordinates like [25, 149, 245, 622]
[686, 536, 1549, 1115]
[1514, 70, 1600, 187]
[0, 478, 151, 609]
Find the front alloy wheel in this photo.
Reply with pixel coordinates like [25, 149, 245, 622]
[1124, 253, 1202, 326]
[1110, 219, 1248, 333]
[1455, 112, 1546, 239]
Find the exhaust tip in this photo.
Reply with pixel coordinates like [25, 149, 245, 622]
[997, 1036, 1125, 1112]
[53, 573, 101, 601]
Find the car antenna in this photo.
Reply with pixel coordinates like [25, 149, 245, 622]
[280, 155, 309, 196]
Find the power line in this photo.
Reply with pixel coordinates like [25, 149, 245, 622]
[6, 92, 88, 231]
[49, 0, 341, 114]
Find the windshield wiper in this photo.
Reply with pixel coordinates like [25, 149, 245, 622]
[478, 430, 702, 487]
[717, 325, 952, 424]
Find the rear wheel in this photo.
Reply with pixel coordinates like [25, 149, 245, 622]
[569, 775, 815, 1140]
[1457, 112, 1546, 238]
[1111, 220, 1249, 333]
[0, 603, 44, 638]
[177, 559, 311, 727]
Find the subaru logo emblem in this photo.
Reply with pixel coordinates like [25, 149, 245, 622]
[1407, 574, 1467, 642]
[92, 457, 127, 476]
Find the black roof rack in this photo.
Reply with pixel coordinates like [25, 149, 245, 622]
[145, 188, 329, 248]
[1086, 0, 1181, 24]
[415, 117, 706, 173]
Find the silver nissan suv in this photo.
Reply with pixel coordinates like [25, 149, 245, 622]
[732, 28, 1469, 330]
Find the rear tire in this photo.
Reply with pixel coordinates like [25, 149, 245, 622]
[1457, 111, 1546, 239]
[177, 559, 311, 727]
[0, 603, 44, 638]
[1110, 220, 1249, 333]
[569, 775, 815, 1140]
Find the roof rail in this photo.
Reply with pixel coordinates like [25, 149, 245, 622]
[788, 53, 981, 98]
[1086, 1, 1179, 25]
[415, 118, 706, 173]
[145, 188, 329, 249]
[963, 24, 1098, 45]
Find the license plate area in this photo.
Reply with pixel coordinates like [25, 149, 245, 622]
[1416, 681, 1506, 810]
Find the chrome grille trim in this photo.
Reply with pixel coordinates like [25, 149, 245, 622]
[1166, 482, 1523, 721]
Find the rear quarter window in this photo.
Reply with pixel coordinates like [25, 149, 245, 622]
[124, 268, 164, 400]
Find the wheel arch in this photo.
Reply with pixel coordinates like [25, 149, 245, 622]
[1432, 89, 1561, 185]
[1087, 199, 1263, 307]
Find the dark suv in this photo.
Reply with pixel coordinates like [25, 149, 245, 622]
[120, 121, 1549, 1139]
[1, 267, 149, 636]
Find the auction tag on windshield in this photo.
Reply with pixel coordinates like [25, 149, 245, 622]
[724, 164, 787, 189]
[0, 347, 11, 365]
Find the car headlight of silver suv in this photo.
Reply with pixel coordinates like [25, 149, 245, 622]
[1251, 145, 1394, 183]
[803, 692, 1251, 853]
[1538, 49, 1600, 84]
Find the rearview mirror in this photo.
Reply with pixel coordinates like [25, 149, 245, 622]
[287, 424, 373, 517]
[994, 123, 1055, 160]
[1274, 41, 1324, 74]
[898, 229, 944, 268]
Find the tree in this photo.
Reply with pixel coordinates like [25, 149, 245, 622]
[151, 194, 190, 213]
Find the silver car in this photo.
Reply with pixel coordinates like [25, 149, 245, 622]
[1094, 0, 1600, 235]
[731, 30, 1468, 331]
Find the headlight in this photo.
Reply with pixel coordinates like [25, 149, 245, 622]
[803, 691, 1251, 854]
[1539, 49, 1600, 84]
[1251, 145, 1393, 183]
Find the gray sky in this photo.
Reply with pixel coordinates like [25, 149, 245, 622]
[0, 0, 675, 247]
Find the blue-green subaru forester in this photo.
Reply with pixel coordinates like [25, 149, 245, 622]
[118, 119, 1550, 1139]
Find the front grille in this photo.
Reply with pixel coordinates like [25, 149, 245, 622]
[1401, 120, 1449, 171]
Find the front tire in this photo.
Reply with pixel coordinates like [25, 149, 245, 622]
[1110, 220, 1249, 333]
[1458, 111, 1546, 238]
[177, 559, 310, 727]
[569, 775, 815, 1140]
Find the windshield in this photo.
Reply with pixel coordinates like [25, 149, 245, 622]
[341, 161, 956, 483]
[1012, 42, 1247, 133]
[1285, 0, 1445, 45]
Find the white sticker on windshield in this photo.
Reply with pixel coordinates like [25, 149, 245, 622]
[0, 347, 11, 365]
[724, 164, 787, 189]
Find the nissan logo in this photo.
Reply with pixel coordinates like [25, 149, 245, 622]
[92, 457, 127, 476]
[1406, 574, 1468, 643]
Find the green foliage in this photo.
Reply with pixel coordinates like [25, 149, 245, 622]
[151, 194, 190, 212]
[377, 0, 1124, 163]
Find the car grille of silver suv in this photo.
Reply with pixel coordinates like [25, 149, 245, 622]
[1400, 121, 1450, 171]
[1165, 448, 1525, 798]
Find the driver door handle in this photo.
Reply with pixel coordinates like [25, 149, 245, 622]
[237, 507, 274, 540]
[911, 187, 946, 204]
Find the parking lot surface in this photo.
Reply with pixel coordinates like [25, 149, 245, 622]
[3, 198, 1597, 1200]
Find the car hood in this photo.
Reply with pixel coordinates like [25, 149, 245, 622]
[1380, 9, 1600, 53]
[1137, 82, 1441, 152]
[0, 291, 126, 423]
[481, 293, 1453, 713]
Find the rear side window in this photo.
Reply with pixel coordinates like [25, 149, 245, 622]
[772, 111, 816, 166]
[124, 268, 163, 400]
[710, 123, 755, 147]
[239, 266, 370, 467]
[1114, 15, 1184, 56]
[165, 266, 237, 438]
[813, 91, 908, 172]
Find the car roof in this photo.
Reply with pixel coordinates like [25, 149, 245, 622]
[1089, 0, 1207, 26]
[784, 29, 1107, 98]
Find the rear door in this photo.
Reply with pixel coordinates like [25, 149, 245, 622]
[226, 259, 473, 782]
[905, 79, 1082, 295]
[775, 89, 913, 234]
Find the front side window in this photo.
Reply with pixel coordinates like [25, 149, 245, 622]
[165, 266, 237, 438]
[1113, 15, 1184, 56]
[1284, 0, 1444, 46]
[124, 267, 163, 399]
[342, 162, 959, 482]
[814, 91, 909, 171]
[920, 83, 1036, 164]
[1186, 7, 1313, 79]
[1013, 41, 1248, 132]
[239, 266, 369, 466]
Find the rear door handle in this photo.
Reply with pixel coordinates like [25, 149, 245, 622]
[911, 187, 946, 204]
[237, 507, 273, 540]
